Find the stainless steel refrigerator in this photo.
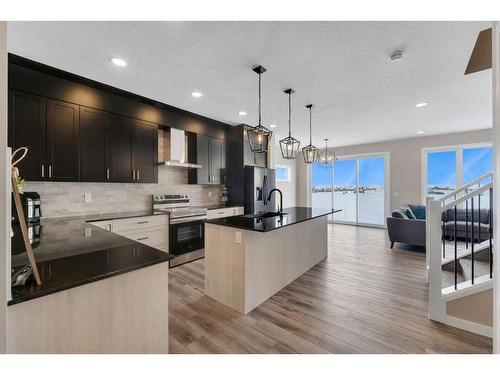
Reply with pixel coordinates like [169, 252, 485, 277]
[244, 166, 276, 214]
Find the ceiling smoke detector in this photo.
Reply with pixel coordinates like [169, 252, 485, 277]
[390, 50, 404, 62]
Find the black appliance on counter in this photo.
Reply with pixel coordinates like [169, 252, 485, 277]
[244, 166, 276, 214]
[153, 194, 207, 267]
[11, 191, 42, 248]
[12, 192, 42, 223]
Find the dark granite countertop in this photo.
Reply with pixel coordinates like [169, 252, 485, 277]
[9, 210, 173, 306]
[205, 206, 340, 232]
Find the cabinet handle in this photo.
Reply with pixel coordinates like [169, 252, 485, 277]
[41, 165, 44, 178]
[106, 168, 110, 180]
[137, 237, 149, 241]
[48, 165, 52, 178]
[133, 170, 136, 181]
[137, 220, 149, 224]
[137, 170, 140, 180]
[106, 224, 112, 231]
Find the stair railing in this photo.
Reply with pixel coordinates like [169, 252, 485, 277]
[427, 178, 493, 323]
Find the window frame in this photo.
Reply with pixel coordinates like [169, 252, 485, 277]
[421, 142, 493, 204]
[275, 164, 292, 182]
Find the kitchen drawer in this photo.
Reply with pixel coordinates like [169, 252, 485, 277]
[90, 220, 113, 231]
[112, 214, 167, 232]
[206, 206, 244, 220]
[115, 226, 167, 247]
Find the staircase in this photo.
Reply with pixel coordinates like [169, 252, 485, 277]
[427, 172, 494, 337]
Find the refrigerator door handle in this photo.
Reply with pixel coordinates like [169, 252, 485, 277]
[263, 175, 268, 206]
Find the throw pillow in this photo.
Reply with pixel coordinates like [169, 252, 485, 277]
[391, 209, 408, 219]
[415, 205, 426, 220]
[404, 208, 417, 219]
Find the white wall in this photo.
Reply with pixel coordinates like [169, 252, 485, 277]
[492, 21, 499, 355]
[296, 129, 492, 211]
[0, 21, 8, 353]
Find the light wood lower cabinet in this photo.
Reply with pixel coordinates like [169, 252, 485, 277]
[8, 262, 169, 353]
[90, 214, 168, 252]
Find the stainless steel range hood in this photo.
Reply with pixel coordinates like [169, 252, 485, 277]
[157, 128, 202, 169]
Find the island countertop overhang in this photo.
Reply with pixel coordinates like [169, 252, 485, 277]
[205, 206, 341, 232]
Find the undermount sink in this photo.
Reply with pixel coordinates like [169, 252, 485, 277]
[243, 211, 288, 219]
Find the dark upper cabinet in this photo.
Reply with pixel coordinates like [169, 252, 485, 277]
[8, 90, 46, 181]
[46, 99, 79, 181]
[133, 119, 158, 183]
[112, 115, 134, 183]
[195, 134, 211, 184]
[211, 137, 225, 184]
[80, 107, 112, 182]
[188, 134, 226, 185]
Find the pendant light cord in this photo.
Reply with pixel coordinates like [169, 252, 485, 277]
[309, 106, 312, 145]
[258, 72, 262, 127]
[288, 91, 292, 137]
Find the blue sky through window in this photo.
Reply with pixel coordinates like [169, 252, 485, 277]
[312, 157, 385, 187]
[427, 151, 456, 187]
[463, 147, 493, 183]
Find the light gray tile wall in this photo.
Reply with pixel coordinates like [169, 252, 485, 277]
[24, 167, 222, 218]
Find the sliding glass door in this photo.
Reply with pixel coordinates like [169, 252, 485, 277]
[358, 157, 385, 226]
[332, 160, 357, 223]
[311, 154, 388, 227]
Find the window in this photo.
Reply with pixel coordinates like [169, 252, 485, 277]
[424, 144, 493, 205]
[276, 165, 291, 182]
[311, 154, 388, 226]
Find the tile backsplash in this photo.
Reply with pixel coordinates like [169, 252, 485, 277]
[24, 167, 222, 218]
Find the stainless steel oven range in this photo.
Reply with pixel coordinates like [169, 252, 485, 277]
[153, 194, 207, 267]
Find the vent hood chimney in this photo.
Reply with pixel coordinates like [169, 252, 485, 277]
[157, 128, 202, 169]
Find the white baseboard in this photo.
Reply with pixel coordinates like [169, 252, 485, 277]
[439, 314, 493, 338]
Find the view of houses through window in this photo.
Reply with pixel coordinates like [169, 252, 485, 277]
[311, 154, 387, 226]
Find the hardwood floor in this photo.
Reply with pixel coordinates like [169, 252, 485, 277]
[169, 224, 493, 354]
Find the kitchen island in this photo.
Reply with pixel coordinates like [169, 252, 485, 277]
[204, 207, 338, 314]
[8, 211, 173, 353]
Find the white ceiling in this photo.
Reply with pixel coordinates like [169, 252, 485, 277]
[7, 21, 492, 147]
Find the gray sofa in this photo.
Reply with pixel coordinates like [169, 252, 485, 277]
[387, 205, 426, 249]
[443, 207, 490, 242]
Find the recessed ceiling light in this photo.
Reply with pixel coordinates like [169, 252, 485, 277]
[416, 102, 428, 108]
[110, 57, 127, 67]
[191, 91, 202, 98]
[270, 124, 277, 128]
[417, 131, 425, 134]
[238, 111, 247, 116]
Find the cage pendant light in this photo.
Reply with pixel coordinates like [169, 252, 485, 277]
[279, 89, 300, 159]
[301, 104, 319, 164]
[247, 65, 272, 153]
[318, 138, 337, 164]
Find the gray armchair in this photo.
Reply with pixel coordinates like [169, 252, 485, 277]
[387, 205, 426, 249]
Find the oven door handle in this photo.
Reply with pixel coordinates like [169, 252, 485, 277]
[169, 216, 207, 225]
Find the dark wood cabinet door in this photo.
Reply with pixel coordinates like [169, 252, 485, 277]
[133, 119, 158, 183]
[210, 137, 223, 184]
[80, 107, 112, 182]
[111, 115, 134, 182]
[8, 90, 46, 181]
[196, 134, 211, 184]
[46, 99, 79, 181]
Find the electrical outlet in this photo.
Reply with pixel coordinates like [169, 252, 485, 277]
[235, 231, 242, 244]
[84, 193, 92, 203]
[208, 191, 212, 198]
[84, 227, 92, 237]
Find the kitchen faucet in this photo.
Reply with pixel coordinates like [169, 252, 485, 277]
[268, 188, 283, 214]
